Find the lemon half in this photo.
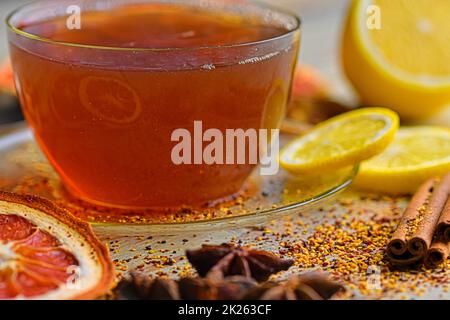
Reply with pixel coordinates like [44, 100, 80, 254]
[342, 0, 450, 120]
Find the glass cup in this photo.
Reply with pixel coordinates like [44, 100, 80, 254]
[7, 0, 301, 209]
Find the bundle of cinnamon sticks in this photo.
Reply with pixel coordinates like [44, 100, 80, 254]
[387, 173, 450, 268]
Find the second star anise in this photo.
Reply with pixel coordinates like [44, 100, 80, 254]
[186, 243, 294, 282]
[178, 276, 257, 300]
[116, 272, 257, 300]
[243, 272, 345, 300]
[116, 271, 180, 300]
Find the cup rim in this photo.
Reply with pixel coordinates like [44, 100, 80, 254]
[6, 0, 301, 52]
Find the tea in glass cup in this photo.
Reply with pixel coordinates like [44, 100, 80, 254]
[7, 0, 300, 209]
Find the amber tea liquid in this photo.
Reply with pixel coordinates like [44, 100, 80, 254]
[10, 3, 299, 208]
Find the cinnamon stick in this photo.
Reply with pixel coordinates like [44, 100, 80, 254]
[387, 174, 450, 266]
[426, 186, 450, 267]
[387, 178, 437, 266]
[425, 241, 450, 268]
[435, 196, 450, 242]
[410, 174, 450, 257]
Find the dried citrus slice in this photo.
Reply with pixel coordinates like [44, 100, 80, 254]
[79, 76, 142, 124]
[291, 65, 330, 101]
[355, 126, 450, 194]
[0, 59, 15, 94]
[279, 108, 399, 174]
[0, 192, 114, 299]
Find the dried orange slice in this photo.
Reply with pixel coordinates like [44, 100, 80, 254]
[0, 58, 15, 94]
[79, 76, 142, 124]
[0, 192, 114, 300]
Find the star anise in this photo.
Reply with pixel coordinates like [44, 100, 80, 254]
[243, 273, 345, 300]
[116, 272, 257, 300]
[178, 276, 257, 300]
[116, 271, 180, 300]
[186, 244, 294, 282]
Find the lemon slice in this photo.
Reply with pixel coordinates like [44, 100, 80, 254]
[279, 108, 399, 174]
[342, 0, 450, 120]
[355, 126, 450, 195]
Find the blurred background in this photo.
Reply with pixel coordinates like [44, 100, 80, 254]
[0, 0, 449, 125]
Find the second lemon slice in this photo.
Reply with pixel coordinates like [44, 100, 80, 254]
[355, 126, 450, 194]
[279, 108, 399, 174]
